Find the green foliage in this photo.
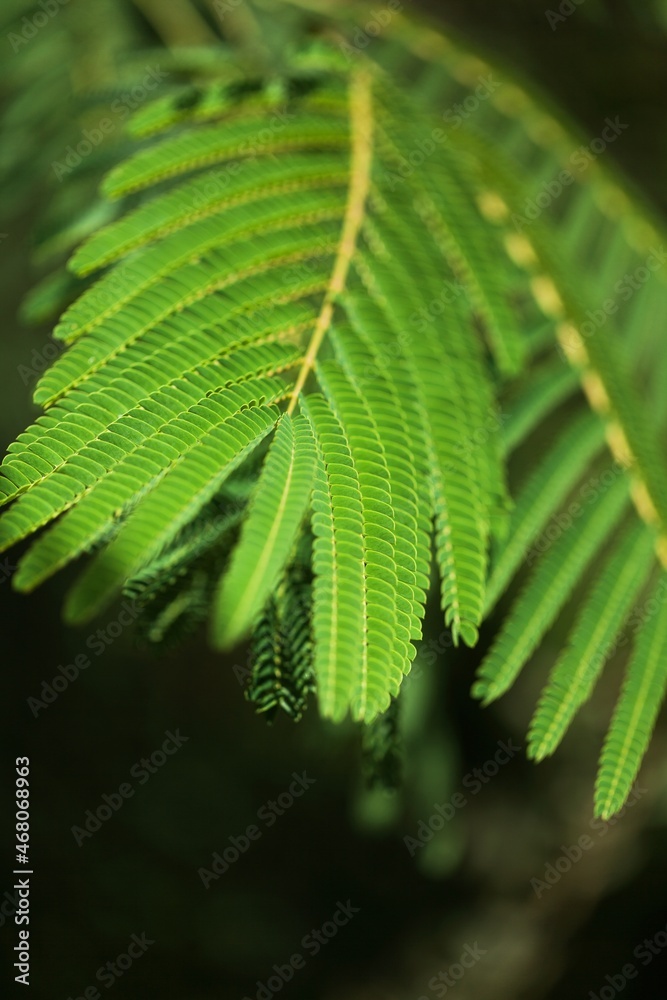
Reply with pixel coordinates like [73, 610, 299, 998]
[2, 4, 667, 815]
[362, 699, 403, 790]
[474, 474, 632, 705]
[595, 576, 667, 818]
[124, 501, 246, 646]
[528, 522, 657, 763]
[247, 557, 315, 722]
[214, 412, 316, 648]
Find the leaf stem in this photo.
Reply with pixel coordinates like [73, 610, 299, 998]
[286, 66, 374, 415]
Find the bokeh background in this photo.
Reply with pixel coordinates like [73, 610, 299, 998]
[2, 1, 667, 997]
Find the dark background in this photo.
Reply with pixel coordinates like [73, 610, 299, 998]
[2, 1, 667, 997]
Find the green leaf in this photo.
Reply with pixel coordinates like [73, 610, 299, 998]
[474, 474, 631, 705]
[484, 412, 606, 615]
[595, 575, 667, 818]
[62, 396, 280, 624]
[213, 413, 316, 648]
[528, 521, 656, 761]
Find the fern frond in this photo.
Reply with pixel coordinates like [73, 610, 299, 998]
[247, 563, 315, 722]
[213, 413, 316, 647]
[102, 112, 350, 199]
[358, 212, 497, 646]
[484, 413, 606, 615]
[376, 102, 525, 376]
[462, 130, 667, 559]
[331, 315, 429, 649]
[336, 282, 438, 650]
[44, 213, 341, 396]
[595, 576, 667, 819]
[1, 353, 292, 553]
[61, 394, 281, 624]
[528, 522, 656, 761]
[301, 392, 377, 721]
[501, 359, 579, 455]
[474, 474, 631, 705]
[318, 357, 410, 684]
[362, 698, 403, 790]
[3, 21, 667, 812]
[70, 152, 350, 277]
[124, 503, 245, 604]
[9, 377, 282, 598]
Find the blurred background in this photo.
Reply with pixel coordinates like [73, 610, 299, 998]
[1, 1, 667, 997]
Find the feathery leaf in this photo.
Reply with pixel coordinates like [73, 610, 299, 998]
[213, 413, 316, 648]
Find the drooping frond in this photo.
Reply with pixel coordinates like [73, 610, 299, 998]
[101, 109, 351, 200]
[69, 152, 351, 277]
[302, 392, 373, 721]
[247, 561, 315, 722]
[362, 698, 403, 790]
[124, 501, 245, 607]
[595, 577, 667, 819]
[330, 320, 429, 652]
[62, 393, 281, 625]
[527, 521, 656, 761]
[213, 413, 316, 647]
[473, 475, 631, 705]
[484, 413, 606, 615]
[356, 208, 501, 646]
[500, 359, 579, 455]
[8, 377, 285, 594]
[3, 17, 667, 815]
[123, 499, 246, 647]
